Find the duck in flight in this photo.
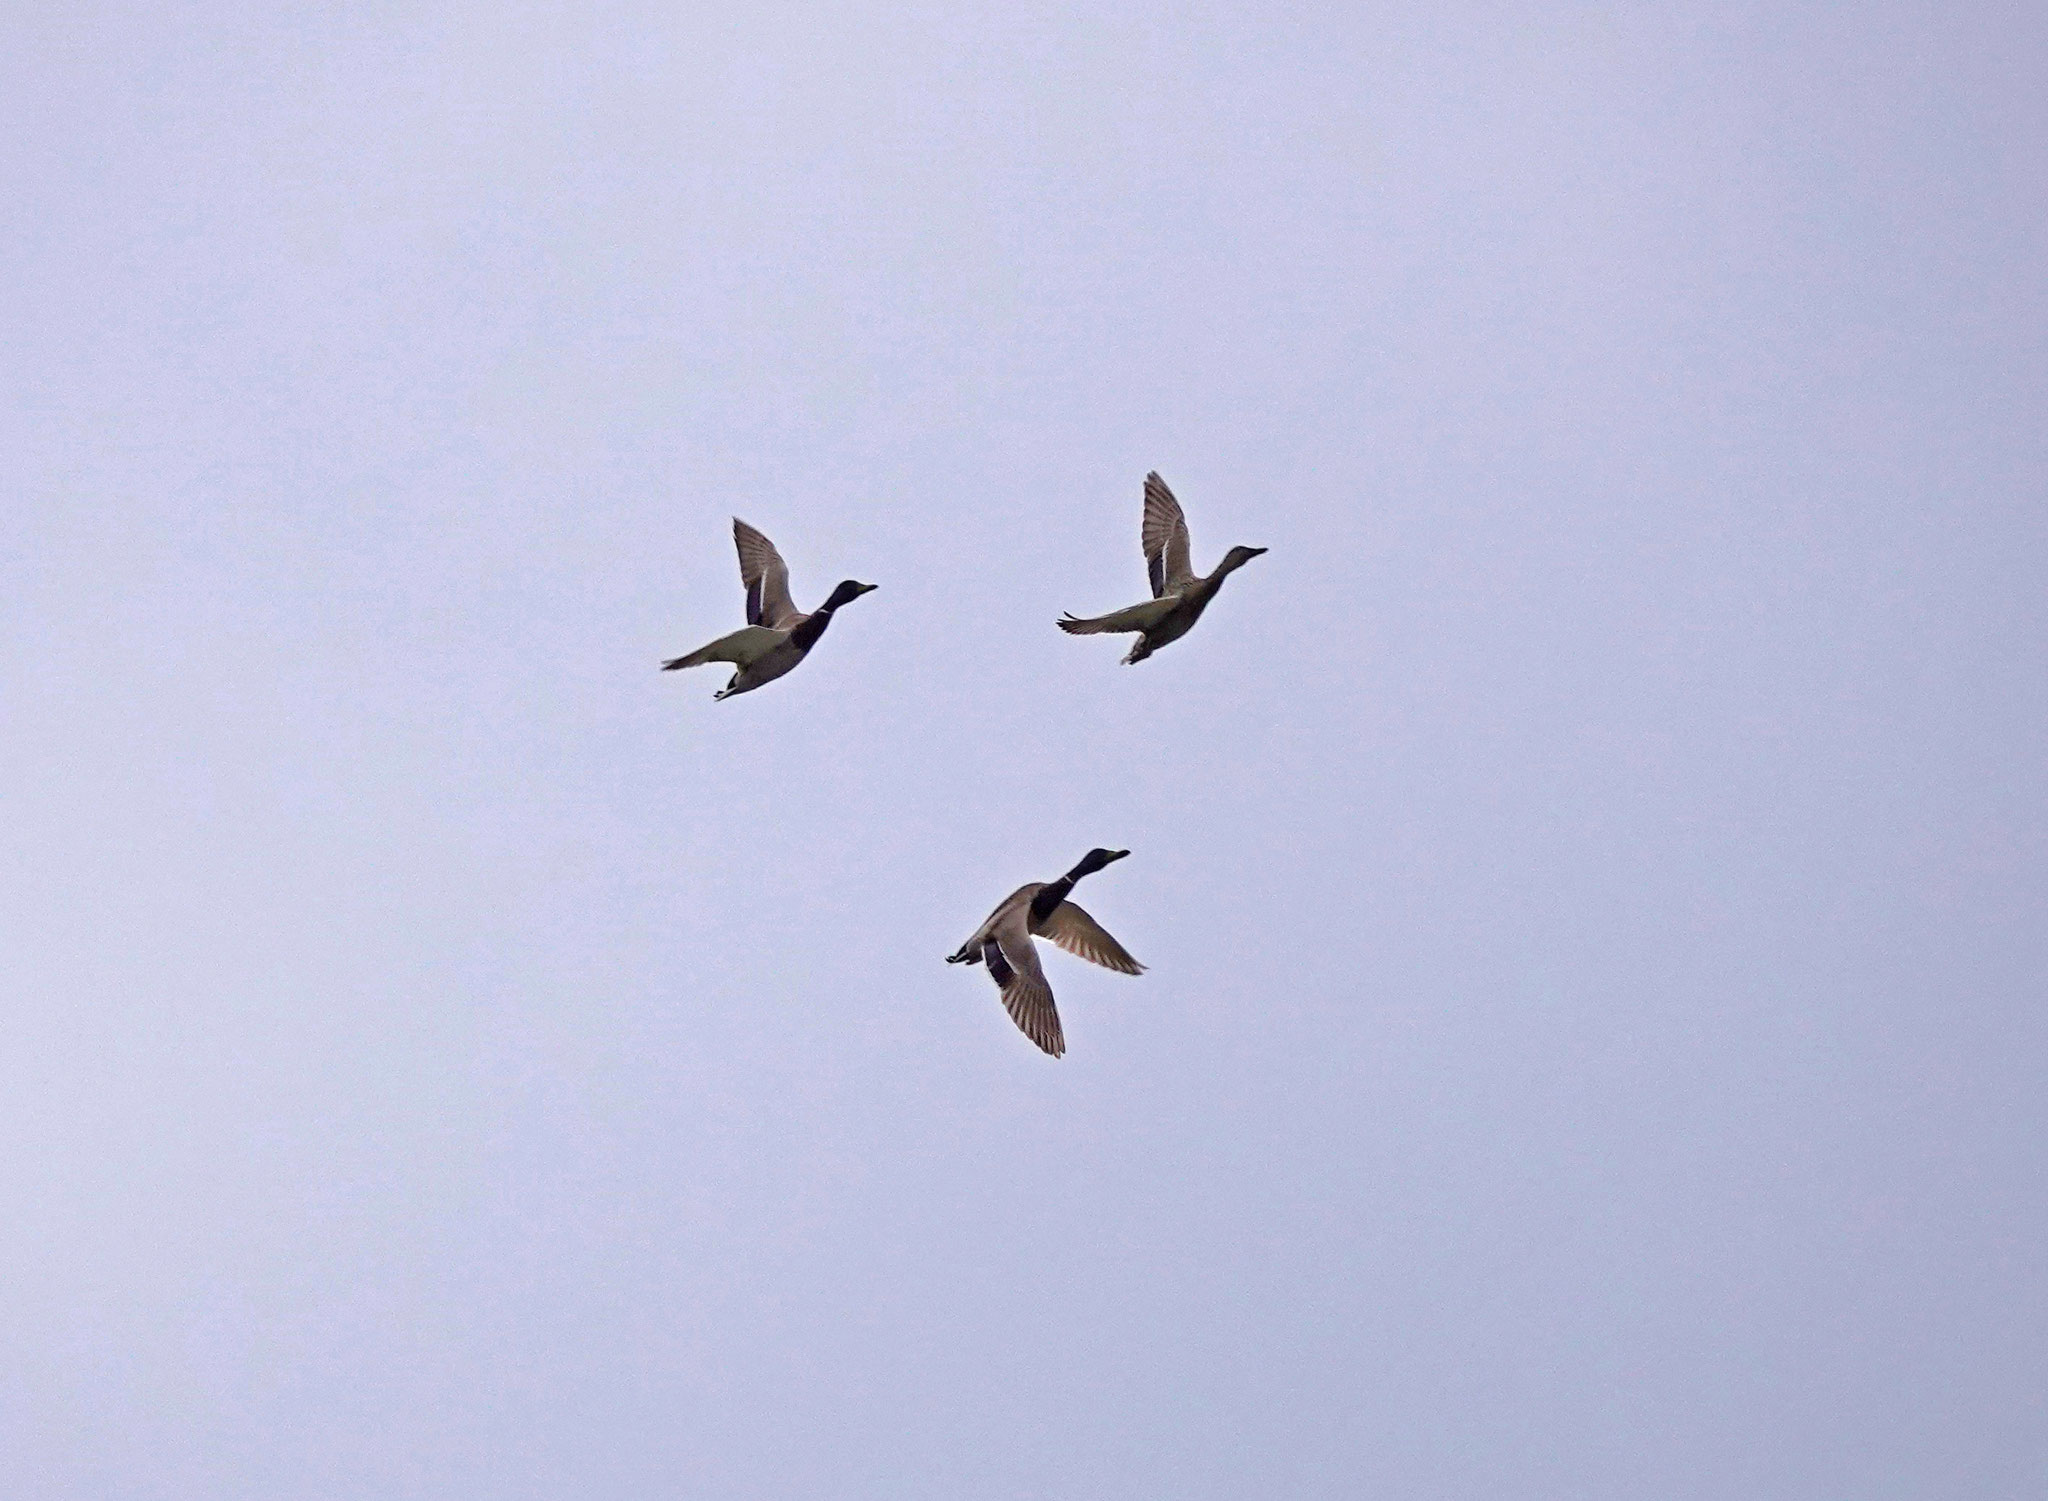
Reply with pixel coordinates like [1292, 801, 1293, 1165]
[1058, 472, 1266, 664]
[947, 848, 1143, 1057]
[662, 519, 877, 698]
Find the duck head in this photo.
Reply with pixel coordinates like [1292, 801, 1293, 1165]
[1074, 847, 1131, 876]
[1219, 545, 1268, 573]
[822, 579, 880, 610]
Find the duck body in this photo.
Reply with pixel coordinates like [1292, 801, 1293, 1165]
[1058, 472, 1265, 664]
[662, 518, 876, 698]
[947, 848, 1143, 1057]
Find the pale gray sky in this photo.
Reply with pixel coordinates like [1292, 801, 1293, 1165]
[5, 4, 2046, 1497]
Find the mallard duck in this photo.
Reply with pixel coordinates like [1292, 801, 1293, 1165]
[946, 848, 1143, 1057]
[1058, 472, 1266, 664]
[661, 519, 877, 698]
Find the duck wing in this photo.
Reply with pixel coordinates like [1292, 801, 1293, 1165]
[1142, 472, 1196, 598]
[1037, 900, 1144, 976]
[661, 625, 787, 671]
[733, 519, 803, 629]
[985, 930, 1065, 1058]
[1057, 597, 1180, 635]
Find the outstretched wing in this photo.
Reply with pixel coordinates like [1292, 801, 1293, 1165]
[733, 519, 802, 629]
[986, 933, 1065, 1057]
[1057, 597, 1179, 635]
[1142, 472, 1195, 598]
[1037, 900, 1144, 976]
[662, 625, 786, 671]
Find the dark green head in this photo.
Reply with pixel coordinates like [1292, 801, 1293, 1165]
[822, 579, 879, 611]
[1074, 847, 1131, 877]
[1219, 545, 1268, 573]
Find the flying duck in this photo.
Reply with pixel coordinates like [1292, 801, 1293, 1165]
[661, 519, 877, 698]
[1057, 472, 1266, 664]
[946, 848, 1143, 1057]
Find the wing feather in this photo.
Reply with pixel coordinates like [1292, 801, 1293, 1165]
[1037, 900, 1144, 976]
[661, 625, 786, 671]
[733, 519, 802, 629]
[994, 932, 1065, 1057]
[1142, 473, 1195, 597]
[1058, 597, 1179, 635]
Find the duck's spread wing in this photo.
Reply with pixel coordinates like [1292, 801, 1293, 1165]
[732, 519, 802, 629]
[661, 625, 786, 671]
[1057, 597, 1179, 635]
[1142, 472, 1195, 598]
[986, 933, 1065, 1057]
[1038, 900, 1145, 975]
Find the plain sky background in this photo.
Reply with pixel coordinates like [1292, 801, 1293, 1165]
[5, 3, 2046, 1497]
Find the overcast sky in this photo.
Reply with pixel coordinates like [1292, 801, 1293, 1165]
[5, 4, 2046, 1497]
